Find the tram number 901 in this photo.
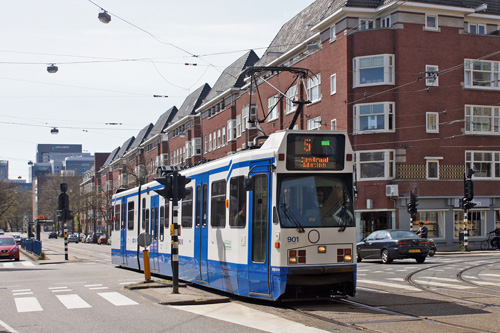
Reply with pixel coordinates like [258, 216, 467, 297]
[287, 236, 299, 243]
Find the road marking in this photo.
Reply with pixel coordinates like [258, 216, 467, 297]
[98, 292, 138, 306]
[118, 282, 136, 285]
[3, 263, 15, 268]
[0, 320, 18, 333]
[171, 302, 327, 332]
[85, 284, 103, 287]
[13, 292, 34, 296]
[14, 297, 43, 312]
[357, 279, 420, 291]
[12, 289, 31, 292]
[22, 262, 35, 267]
[89, 287, 109, 290]
[413, 280, 474, 289]
[56, 294, 92, 309]
[49, 287, 68, 289]
[479, 273, 500, 278]
[52, 289, 72, 293]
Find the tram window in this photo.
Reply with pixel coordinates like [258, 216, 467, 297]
[142, 198, 146, 230]
[252, 174, 268, 263]
[160, 206, 165, 241]
[181, 187, 193, 228]
[145, 209, 150, 233]
[196, 185, 201, 228]
[229, 176, 246, 228]
[127, 202, 134, 230]
[211, 180, 227, 228]
[165, 202, 170, 228]
[114, 204, 120, 231]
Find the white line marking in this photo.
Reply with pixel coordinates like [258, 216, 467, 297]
[85, 284, 103, 287]
[118, 282, 136, 285]
[14, 297, 43, 312]
[4, 263, 15, 268]
[21, 262, 35, 267]
[0, 320, 18, 333]
[479, 273, 500, 278]
[56, 294, 92, 309]
[413, 280, 474, 289]
[171, 302, 327, 332]
[357, 279, 420, 291]
[49, 287, 68, 290]
[89, 287, 108, 290]
[52, 289, 72, 293]
[13, 292, 34, 296]
[98, 292, 138, 306]
[12, 289, 31, 293]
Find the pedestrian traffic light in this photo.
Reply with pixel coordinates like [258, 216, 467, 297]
[176, 175, 192, 199]
[154, 175, 173, 199]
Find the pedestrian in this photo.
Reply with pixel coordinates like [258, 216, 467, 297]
[416, 221, 428, 238]
[488, 226, 500, 250]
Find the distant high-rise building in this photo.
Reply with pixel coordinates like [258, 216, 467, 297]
[0, 160, 7, 179]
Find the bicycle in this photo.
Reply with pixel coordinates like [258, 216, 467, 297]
[480, 233, 500, 250]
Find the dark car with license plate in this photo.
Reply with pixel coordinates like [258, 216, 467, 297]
[357, 230, 429, 264]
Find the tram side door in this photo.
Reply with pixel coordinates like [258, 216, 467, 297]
[120, 198, 127, 265]
[194, 173, 209, 283]
[248, 161, 272, 296]
[150, 195, 160, 271]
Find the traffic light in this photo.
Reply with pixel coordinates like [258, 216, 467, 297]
[154, 175, 173, 199]
[407, 191, 418, 216]
[176, 174, 192, 200]
[65, 209, 74, 221]
[464, 179, 474, 201]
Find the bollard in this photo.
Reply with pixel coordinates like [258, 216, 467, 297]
[143, 249, 152, 282]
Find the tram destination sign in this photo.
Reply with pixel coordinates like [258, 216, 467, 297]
[286, 133, 345, 171]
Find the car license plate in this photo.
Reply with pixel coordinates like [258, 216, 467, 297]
[409, 249, 421, 253]
[1, 253, 9, 256]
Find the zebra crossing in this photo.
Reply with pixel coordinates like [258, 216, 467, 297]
[8, 283, 138, 313]
[1, 261, 35, 268]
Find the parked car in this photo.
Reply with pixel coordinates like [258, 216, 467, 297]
[68, 234, 79, 243]
[12, 234, 21, 245]
[48, 231, 58, 239]
[89, 233, 102, 243]
[85, 235, 93, 243]
[78, 233, 86, 242]
[357, 229, 429, 264]
[0, 236, 20, 261]
[97, 235, 108, 245]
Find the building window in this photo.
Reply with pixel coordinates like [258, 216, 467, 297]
[496, 210, 500, 230]
[307, 74, 321, 102]
[330, 74, 336, 95]
[212, 131, 216, 150]
[381, 15, 391, 28]
[353, 54, 394, 87]
[192, 138, 201, 156]
[356, 150, 395, 181]
[464, 59, 500, 90]
[227, 119, 236, 141]
[465, 151, 500, 179]
[331, 119, 337, 131]
[222, 127, 226, 146]
[236, 115, 242, 138]
[425, 158, 441, 179]
[243, 104, 257, 130]
[425, 14, 438, 31]
[354, 102, 394, 134]
[426, 112, 439, 133]
[465, 105, 500, 135]
[454, 210, 485, 237]
[411, 211, 445, 238]
[208, 133, 212, 152]
[360, 19, 375, 30]
[306, 116, 321, 130]
[267, 95, 280, 121]
[217, 129, 221, 148]
[204, 135, 208, 153]
[425, 65, 439, 86]
[330, 25, 336, 41]
[468, 23, 486, 35]
[285, 85, 297, 115]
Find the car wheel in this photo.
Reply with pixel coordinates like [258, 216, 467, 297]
[15, 257, 20, 261]
[416, 256, 426, 264]
[357, 252, 362, 263]
[381, 249, 392, 264]
[428, 249, 435, 257]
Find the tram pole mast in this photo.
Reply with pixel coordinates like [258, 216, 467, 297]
[171, 171, 180, 294]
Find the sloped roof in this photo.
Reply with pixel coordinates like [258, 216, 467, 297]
[146, 106, 178, 141]
[115, 137, 135, 160]
[101, 146, 120, 169]
[258, 0, 500, 66]
[129, 123, 153, 151]
[170, 83, 211, 124]
[203, 50, 260, 103]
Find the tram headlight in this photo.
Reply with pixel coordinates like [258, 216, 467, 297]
[318, 246, 326, 253]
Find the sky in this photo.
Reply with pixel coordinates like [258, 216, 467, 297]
[1, 0, 315, 181]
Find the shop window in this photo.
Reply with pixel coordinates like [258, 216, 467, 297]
[411, 211, 445, 238]
[454, 210, 485, 237]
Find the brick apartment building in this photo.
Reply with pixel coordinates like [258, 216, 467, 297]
[94, 0, 500, 249]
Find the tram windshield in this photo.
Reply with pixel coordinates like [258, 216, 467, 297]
[278, 174, 354, 228]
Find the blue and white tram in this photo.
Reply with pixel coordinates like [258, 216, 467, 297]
[111, 130, 356, 300]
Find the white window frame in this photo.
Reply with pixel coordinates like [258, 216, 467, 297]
[425, 157, 442, 179]
[425, 65, 439, 86]
[330, 73, 337, 95]
[204, 135, 208, 153]
[212, 131, 216, 150]
[307, 74, 321, 102]
[356, 150, 395, 181]
[464, 59, 500, 90]
[425, 14, 439, 31]
[306, 116, 321, 130]
[217, 129, 221, 148]
[267, 95, 280, 122]
[360, 19, 375, 30]
[354, 102, 395, 134]
[465, 151, 500, 179]
[353, 54, 394, 88]
[331, 119, 337, 131]
[243, 104, 257, 130]
[465, 105, 500, 135]
[192, 138, 201, 156]
[236, 115, 242, 138]
[381, 15, 391, 28]
[330, 25, 336, 41]
[222, 127, 226, 146]
[285, 86, 298, 115]
[426, 112, 439, 133]
[185, 141, 192, 158]
[227, 119, 236, 141]
[468, 23, 486, 35]
[208, 133, 212, 152]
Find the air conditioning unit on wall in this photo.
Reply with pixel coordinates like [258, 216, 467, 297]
[386, 185, 399, 197]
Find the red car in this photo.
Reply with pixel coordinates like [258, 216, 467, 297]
[97, 235, 108, 245]
[0, 236, 20, 261]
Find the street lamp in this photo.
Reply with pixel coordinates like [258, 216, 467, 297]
[98, 10, 111, 24]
